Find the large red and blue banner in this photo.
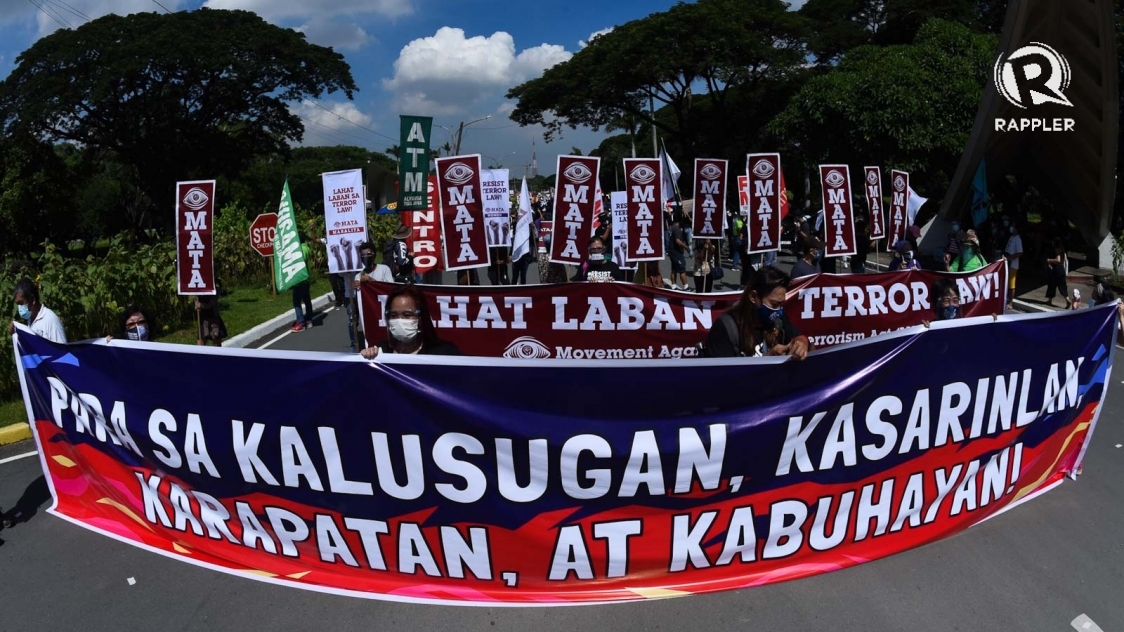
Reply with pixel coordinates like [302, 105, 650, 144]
[12, 304, 1114, 605]
[359, 262, 1008, 357]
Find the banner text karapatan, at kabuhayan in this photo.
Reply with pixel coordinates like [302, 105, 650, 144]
[359, 263, 1007, 357]
[14, 302, 1113, 604]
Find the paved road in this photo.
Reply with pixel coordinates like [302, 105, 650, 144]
[2, 258, 1121, 631]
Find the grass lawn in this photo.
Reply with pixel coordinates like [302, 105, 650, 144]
[160, 277, 333, 344]
[0, 276, 335, 425]
[1, 399, 26, 429]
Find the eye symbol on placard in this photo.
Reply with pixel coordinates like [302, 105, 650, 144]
[628, 164, 656, 185]
[893, 175, 906, 192]
[502, 336, 552, 359]
[866, 170, 879, 185]
[825, 170, 846, 189]
[181, 187, 210, 210]
[752, 160, 775, 179]
[564, 162, 594, 184]
[700, 163, 722, 181]
[444, 162, 476, 185]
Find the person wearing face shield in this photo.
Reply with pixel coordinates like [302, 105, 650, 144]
[889, 240, 921, 272]
[8, 277, 67, 343]
[704, 266, 809, 359]
[359, 285, 460, 358]
[572, 236, 625, 283]
[105, 307, 156, 343]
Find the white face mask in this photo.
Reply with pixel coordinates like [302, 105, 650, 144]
[387, 318, 419, 342]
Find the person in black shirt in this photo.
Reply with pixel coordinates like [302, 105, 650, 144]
[705, 266, 810, 359]
[791, 240, 822, 279]
[572, 236, 625, 283]
[360, 284, 460, 358]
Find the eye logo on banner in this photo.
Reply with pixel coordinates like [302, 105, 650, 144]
[182, 187, 210, 211]
[746, 153, 782, 255]
[175, 179, 216, 296]
[502, 336, 552, 359]
[864, 167, 886, 240]
[551, 155, 601, 265]
[889, 170, 910, 246]
[622, 157, 664, 262]
[692, 159, 727, 240]
[437, 155, 491, 272]
[819, 165, 856, 257]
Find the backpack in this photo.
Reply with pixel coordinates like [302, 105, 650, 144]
[701, 314, 741, 358]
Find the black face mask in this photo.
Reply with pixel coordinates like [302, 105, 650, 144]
[360, 254, 374, 269]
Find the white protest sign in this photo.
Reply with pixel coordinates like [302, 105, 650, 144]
[482, 169, 512, 248]
[322, 168, 367, 273]
[610, 191, 635, 270]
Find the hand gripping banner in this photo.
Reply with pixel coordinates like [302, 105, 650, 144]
[13, 303, 1115, 605]
[359, 262, 1007, 357]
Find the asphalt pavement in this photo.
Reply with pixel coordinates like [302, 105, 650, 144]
[1, 256, 1122, 631]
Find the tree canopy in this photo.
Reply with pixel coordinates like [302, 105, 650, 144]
[506, 0, 806, 155]
[0, 8, 357, 232]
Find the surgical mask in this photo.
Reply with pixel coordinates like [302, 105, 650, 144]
[1009, 227, 1015, 235]
[940, 306, 959, 320]
[951, 224, 960, 232]
[589, 248, 608, 261]
[757, 304, 783, 324]
[387, 318, 419, 342]
[17, 304, 31, 320]
[1003, 220, 1010, 228]
[126, 325, 149, 341]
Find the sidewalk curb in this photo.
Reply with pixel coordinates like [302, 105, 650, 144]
[0, 422, 32, 446]
[225, 292, 335, 349]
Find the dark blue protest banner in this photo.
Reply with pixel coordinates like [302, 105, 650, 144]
[12, 305, 1116, 605]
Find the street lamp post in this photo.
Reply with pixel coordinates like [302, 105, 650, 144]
[452, 115, 492, 155]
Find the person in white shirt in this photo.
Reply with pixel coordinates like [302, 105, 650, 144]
[1003, 220, 1024, 310]
[8, 278, 67, 343]
[347, 242, 393, 352]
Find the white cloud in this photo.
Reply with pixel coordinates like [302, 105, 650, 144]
[296, 99, 374, 128]
[578, 27, 613, 49]
[297, 18, 371, 51]
[202, 0, 412, 22]
[383, 27, 571, 116]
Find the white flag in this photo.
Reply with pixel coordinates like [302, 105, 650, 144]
[660, 147, 681, 203]
[907, 186, 929, 226]
[512, 178, 533, 262]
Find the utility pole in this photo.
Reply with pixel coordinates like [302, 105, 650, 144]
[649, 88, 658, 158]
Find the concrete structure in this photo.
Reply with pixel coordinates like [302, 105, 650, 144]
[929, 0, 1119, 265]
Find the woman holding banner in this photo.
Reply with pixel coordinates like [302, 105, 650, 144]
[359, 285, 460, 358]
[704, 267, 809, 360]
[693, 239, 716, 293]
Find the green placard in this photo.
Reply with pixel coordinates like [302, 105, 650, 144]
[399, 115, 433, 211]
[273, 178, 309, 292]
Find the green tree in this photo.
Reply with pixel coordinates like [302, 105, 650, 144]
[769, 19, 997, 194]
[507, 0, 806, 155]
[0, 8, 357, 233]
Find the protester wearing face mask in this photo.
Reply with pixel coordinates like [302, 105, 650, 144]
[930, 279, 961, 322]
[693, 239, 717, 293]
[950, 230, 988, 272]
[705, 266, 809, 359]
[1002, 219, 1023, 310]
[791, 240, 822, 278]
[572, 236, 625, 283]
[8, 278, 67, 342]
[344, 242, 393, 352]
[889, 240, 921, 272]
[359, 285, 460, 358]
[106, 307, 155, 343]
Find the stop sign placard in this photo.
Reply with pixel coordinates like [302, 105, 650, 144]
[250, 213, 278, 257]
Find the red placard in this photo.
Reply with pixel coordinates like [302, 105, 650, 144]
[175, 180, 216, 296]
[692, 159, 727, 239]
[819, 165, 857, 257]
[404, 175, 442, 273]
[889, 170, 910, 246]
[737, 175, 750, 215]
[746, 153, 782, 254]
[550, 155, 602, 265]
[622, 158, 664, 261]
[436, 155, 490, 272]
[864, 167, 886, 240]
[249, 213, 277, 257]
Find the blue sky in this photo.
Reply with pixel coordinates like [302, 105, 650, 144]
[0, 0, 805, 173]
